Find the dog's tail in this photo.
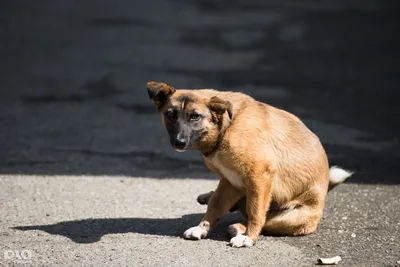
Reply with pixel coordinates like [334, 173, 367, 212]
[328, 166, 353, 191]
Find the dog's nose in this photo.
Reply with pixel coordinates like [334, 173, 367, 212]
[174, 138, 187, 149]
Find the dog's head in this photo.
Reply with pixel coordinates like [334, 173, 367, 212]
[147, 81, 232, 153]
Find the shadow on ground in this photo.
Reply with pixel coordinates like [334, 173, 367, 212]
[12, 213, 244, 244]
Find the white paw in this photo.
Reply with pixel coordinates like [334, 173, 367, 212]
[227, 224, 245, 237]
[183, 226, 208, 240]
[230, 234, 254, 248]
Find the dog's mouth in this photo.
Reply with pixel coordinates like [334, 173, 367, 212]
[174, 148, 187, 152]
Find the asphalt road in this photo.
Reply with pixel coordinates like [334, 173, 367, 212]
[0, 0, 399, 266]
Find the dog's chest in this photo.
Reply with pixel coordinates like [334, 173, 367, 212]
[206, 153, 245, 189]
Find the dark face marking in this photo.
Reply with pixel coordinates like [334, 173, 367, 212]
[163, 95, 208, 151]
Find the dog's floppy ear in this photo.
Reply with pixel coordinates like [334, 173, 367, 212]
[147, 81, 176, 109]
[207, 96, 232, 120]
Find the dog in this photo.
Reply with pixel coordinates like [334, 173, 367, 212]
[147, 81, 352, 248]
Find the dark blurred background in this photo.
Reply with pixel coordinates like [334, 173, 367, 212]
[0, 0, 399, 183]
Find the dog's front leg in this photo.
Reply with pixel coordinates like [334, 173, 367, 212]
[230, 172, 273, 248]
[183, 177, 243, 240]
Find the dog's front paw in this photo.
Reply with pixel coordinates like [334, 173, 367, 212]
[227, 223, 246, 237]
[183, 226, 208, 240]
[230, 234, 254, 248]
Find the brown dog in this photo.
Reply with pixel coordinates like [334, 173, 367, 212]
[147, 81, 352, 247]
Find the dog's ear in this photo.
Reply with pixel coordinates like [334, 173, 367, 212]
[207, 96, 232, 120]
[147, 81, 176, 109]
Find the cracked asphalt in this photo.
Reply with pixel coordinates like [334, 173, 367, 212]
[0, 0, 399, 266]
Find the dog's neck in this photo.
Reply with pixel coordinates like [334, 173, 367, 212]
[199, 142, 219, 157]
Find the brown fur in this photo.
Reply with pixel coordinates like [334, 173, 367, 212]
[147, 81, 335, 246]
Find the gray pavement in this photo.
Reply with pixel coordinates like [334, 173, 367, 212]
[0, 0, 399, 266]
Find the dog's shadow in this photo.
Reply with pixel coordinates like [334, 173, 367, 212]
[12, 213, 242, 244]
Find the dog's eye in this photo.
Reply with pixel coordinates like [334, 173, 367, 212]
[190, 114, 201, 122]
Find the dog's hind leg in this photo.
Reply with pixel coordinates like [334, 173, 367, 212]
[228, 205, 323, 237]
[197, 191, 214, 205]
[262, 205, 323, 236]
